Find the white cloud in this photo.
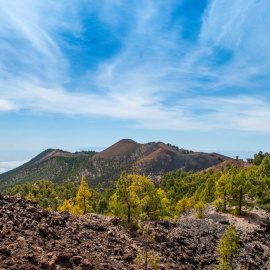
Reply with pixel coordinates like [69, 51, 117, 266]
[0, 0, 270, 134]
[0, 99, 16, 111]
[0, 159, 29, 174]
[196, 0, 270, 87]
[2, 74, 270, 132]
[0, 0, 81, 83]
[183, 95, 270, 133]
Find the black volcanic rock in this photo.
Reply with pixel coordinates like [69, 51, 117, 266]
[0, 193, 270, 269]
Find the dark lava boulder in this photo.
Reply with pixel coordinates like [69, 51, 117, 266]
[0, 193, 270, 269]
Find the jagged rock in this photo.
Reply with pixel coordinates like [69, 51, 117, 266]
[0, 193, 270, 269]
[0, 247, 11, 256]
[40, 258, 50, 269]
[81, 259, 93, 270]
[56, 253, 72, 263]
[73, 255, 83, 264]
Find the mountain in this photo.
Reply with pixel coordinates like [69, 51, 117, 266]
[1, 193, 270, 269]
[94, 139, 141, 159]
[205, 158, 253, 172]
[0, 149, 97, 190]
[0, 139, 236, 190]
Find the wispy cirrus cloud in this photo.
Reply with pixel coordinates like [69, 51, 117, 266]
[196, 0, 270, 89]
[0, 0, 270, 134]
[0, 0, 82, 83]
[184, 95, 270, 132]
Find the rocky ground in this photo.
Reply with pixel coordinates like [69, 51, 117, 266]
[0, 193, 270, 269]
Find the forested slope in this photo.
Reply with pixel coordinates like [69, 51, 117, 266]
[0, 139, 231, 190]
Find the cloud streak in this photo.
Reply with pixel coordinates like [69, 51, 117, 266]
[0, 0, 270, 133]
[0, 159, 30, 174]
[0, 99, 17, 111]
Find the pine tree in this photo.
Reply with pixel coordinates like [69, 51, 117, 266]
[215, 225, 240, 270]
[202, 170, 221, 203]
[134, 219, 160, 270]
[109, 172, 168, 223]
[156, 188, 172, 219]
[130, 175, 167, 220]
[186, 196, 196, 209]
[215, 175, 228, 211]
[72, 177, 92, 215]
[58, 199, 73, 212]
[253, 151, 268, 165]
[25, 192, 35, 201]
[194, 201, 207, 218]
[109, 171, 138, 223]
[176, 197, 188, 214]
[227, 169, 251, 215]
[253, 154, 270, 209]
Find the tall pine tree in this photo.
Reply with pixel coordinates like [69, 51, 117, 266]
[72, 177, 92, 215]
[215, 225, 240, 270]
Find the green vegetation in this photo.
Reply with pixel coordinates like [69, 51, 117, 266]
[166, 143, 193, 154]
[194, 201, 207, 218]
[215, 225, 240, 270]
[134, 219, 160, 270]
[3, 179, 114, 213]
[72, 177, 92, 214]
[161, 153, 270, 213]
[109, 172, 171, 224]
[2, 151, 270, 270]
[161, 169, 222, 207]
[0, 142, 206, 191]
[251, 154, 270, 209]
[4, 179, 78, 211]
[4, 152, 270, 219]
[246, 151, 269, 165]
[0, 150, 97, 190]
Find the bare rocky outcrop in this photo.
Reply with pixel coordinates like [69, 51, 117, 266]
[0, 193, 270, 269]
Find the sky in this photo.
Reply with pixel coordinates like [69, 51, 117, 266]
[0, 0, 270, 173]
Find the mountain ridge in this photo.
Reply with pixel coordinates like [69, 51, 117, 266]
[0, 139, 245, 190]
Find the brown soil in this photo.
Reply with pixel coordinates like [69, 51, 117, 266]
[206, 159, 252, 172]
[94, 139, 141, 159]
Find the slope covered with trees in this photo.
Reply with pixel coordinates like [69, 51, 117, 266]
[1, 152, 270, 269]
[0, 139, 231, 190]
[4, 153, 270, 222]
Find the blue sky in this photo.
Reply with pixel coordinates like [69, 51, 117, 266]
[0, 0, 270, 172]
